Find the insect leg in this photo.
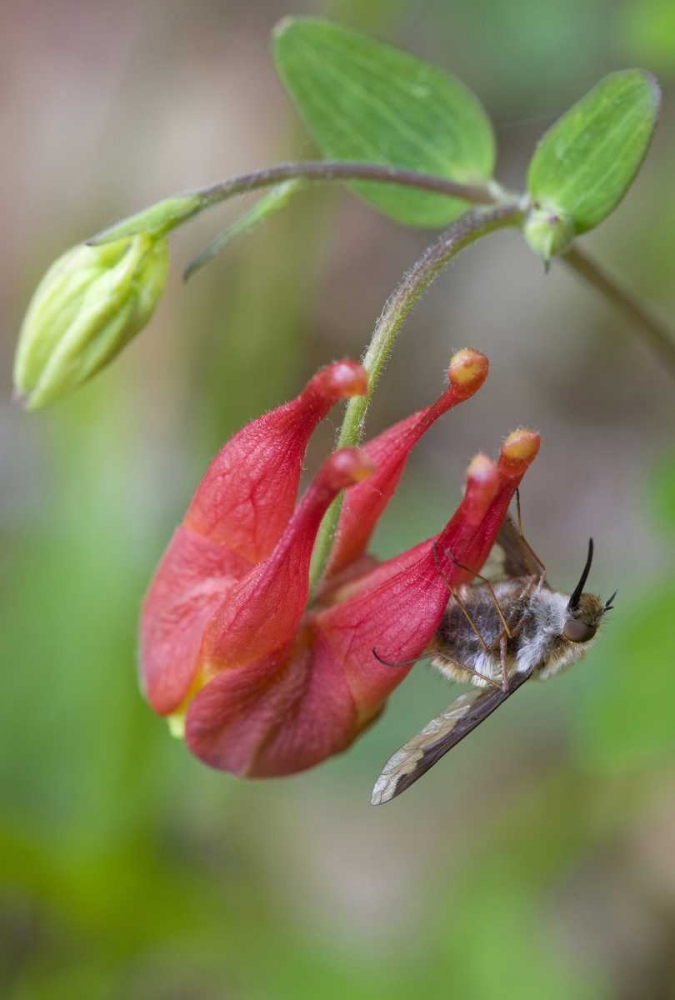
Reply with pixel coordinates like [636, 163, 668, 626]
[439, 654, 502, 691]
[374, 640, 499, 692]
[514, 488, 547, 580]
[432, 543, 491, 652]
[371, 649, 427, 668]
[499, 633, 509, 692]
[439, 545, 515, 641]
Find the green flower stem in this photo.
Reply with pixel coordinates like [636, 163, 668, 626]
[197, 161, 497, 209]
[563, 244, 675, 377]
[309, 203, 524, 594]
[91, 162, 500, 244]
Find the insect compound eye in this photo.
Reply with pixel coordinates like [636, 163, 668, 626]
[563, 619, 597, 644]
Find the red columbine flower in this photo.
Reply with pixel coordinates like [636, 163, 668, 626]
[140, 353, 540, 777]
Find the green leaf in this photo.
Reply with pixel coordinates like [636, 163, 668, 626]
[527, 69, 660, 236]
[184, 180, 304, 280]
[273, 18, 495, 227]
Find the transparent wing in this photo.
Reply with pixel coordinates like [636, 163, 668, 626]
[489, 515, 548, 584]
[480, 538, 507, 583]
[371, 667, 533, 805]
[495, 516, 531, 578]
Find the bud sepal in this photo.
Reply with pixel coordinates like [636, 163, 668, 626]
[14, 234, 168, 409]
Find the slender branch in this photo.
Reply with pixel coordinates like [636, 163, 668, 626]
[90, 161, 502, 244]
[197, 161, 497, 209]
[309, 203, 524, 593]
[563, 245, 675, 378]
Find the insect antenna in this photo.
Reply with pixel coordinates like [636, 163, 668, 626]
[604, 589, 618, 612]
[568, 538, 594, 611]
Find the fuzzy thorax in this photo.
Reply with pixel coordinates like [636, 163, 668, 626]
[431, 580, 603, 688]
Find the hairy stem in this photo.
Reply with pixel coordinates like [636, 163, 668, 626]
[563, 245, 675, 377]
[197, 161, 497, 209]
[309, 203, 524, 593]
[91, 161, 503, 244]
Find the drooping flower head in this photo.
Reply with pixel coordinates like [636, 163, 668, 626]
[140, 352, 540, 777]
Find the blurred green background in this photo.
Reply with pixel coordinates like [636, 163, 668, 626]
[2, 1, 675, 997]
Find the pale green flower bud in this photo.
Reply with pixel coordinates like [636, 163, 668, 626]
[14, 234, 169, 410]
[523, 205, 576, 265]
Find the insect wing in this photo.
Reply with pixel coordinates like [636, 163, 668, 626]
[480, 539, 508, 582]
[494, 515, 548, 583]
[495, 516, 531, 578]
[371, 668, 533, 805]
[479, 517, 527, 583]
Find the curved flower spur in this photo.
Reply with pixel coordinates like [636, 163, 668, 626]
[140, 349, 540, 780]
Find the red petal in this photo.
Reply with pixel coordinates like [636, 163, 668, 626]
[202, 448, 374, 671]
[141, 444, 372, 716]
[185, 631, 359, 776]
[327, 350, 488, 576]
[184, 361, 367, 565]
[140, 527, 246, 714]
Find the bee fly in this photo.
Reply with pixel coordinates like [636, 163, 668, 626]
[371, 507, 616, 805]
